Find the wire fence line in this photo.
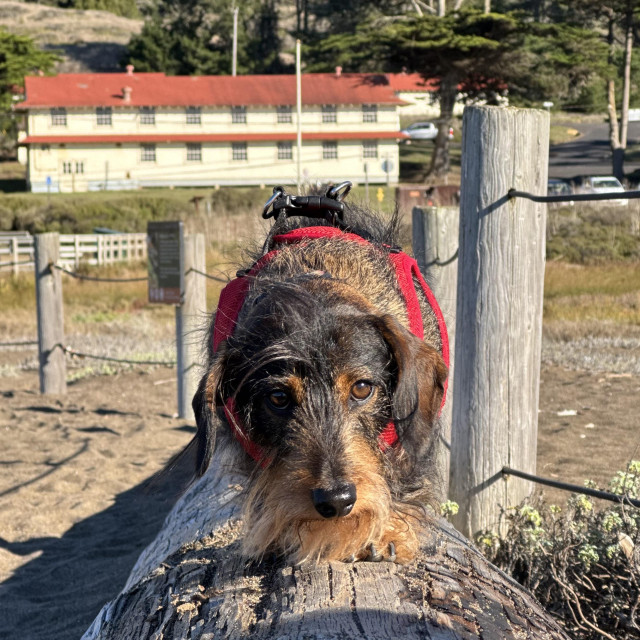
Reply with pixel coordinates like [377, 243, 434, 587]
[0, 340, 39, 348]
[58, 344, 177, 367]
[185, 267, 229, 283]
[18, 261, 233, 284]
[508, 188, 640, 204]
[0, 259, 33, 269]
[502, 466, 640, 509]
[51, 263, 149, 282]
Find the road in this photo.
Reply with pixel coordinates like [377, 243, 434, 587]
[548, 121, 640, 181]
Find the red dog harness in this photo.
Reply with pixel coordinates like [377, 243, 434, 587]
[212, 226, 449, 464]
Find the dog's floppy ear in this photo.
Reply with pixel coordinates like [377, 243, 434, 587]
[373, 314, 448, 459]
[192, 346, 227, 477]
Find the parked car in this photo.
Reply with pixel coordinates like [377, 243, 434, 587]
[547, 178, 574, 207]
[581, 175, 628, 206]
[400, 121, 454, 141]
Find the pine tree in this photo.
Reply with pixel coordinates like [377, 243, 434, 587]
[0, 29, 59, 155]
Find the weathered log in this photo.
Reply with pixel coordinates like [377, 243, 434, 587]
[83, 459, 570, 640]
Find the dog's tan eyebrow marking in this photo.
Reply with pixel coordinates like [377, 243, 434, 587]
[284, 375, 305, 404]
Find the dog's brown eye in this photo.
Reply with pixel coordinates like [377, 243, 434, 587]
[266, 390, 291, 410]
[351, 381, 374, 402]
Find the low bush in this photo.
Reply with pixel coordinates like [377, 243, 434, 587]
[479, 461, 640, 639]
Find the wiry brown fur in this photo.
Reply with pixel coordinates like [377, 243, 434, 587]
[189, 205, 448, 565]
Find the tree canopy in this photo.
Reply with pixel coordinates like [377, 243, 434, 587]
[305, 8, 605, 176]
[0, 29, 59, 154]
[125, 0, 285, 76]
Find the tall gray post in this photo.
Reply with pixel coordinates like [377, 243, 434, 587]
[449, 106, 549, 538]
[412, 206, 459, 499]
[34, 232, 67, 394]
[177, 233, 207, 421]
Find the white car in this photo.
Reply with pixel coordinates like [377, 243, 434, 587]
[400, 121, 454, 141]
[583, 176, 628, 206]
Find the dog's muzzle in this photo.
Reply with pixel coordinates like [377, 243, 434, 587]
[311, 483, 357, 518]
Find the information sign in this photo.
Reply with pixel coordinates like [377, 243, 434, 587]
[147, 221, 184, 304]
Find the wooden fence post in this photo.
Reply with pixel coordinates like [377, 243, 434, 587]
[34, 232, 67, 395]
[412, 206, 459, 499]
[449, 106, 549, 539]
[177, 233, 207, 421]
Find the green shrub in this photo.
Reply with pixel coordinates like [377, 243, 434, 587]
[480, 461, 640, 640]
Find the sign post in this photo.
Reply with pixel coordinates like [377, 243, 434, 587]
[148, 222, 189, 418]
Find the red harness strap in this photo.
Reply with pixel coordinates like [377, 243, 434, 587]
[213, 227, 449, 465]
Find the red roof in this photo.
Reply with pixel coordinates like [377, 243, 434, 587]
[20, 132, 406, 145]
[385, 73, 438, 93]
[19, 72, 404, 109]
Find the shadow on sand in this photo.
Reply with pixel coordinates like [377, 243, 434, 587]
[0, 463, 191, 640]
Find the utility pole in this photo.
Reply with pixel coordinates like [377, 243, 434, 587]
[296, 39, 302, 190]
[232, 5, 239, 76]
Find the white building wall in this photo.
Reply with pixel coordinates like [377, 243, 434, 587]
[27, 105, 400, 136]
[27, 139, 400, 193]
[25, 103, 402, 192]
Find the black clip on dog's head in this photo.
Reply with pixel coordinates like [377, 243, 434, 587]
[262, 181, 352, 228]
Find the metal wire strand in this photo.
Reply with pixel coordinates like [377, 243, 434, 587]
[51, 263, 149, 283]
[502, 466, 640, 509]
[59, 344, 176, 367]
[508, 188, 640, 204]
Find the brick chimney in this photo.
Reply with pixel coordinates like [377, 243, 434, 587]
[122, 86, 132, 102]
[126, 64, 134, 76]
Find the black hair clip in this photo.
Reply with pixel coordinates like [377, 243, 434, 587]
[262, 181, 352, 227]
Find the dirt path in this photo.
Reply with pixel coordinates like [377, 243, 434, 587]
[0, 359, 638, 639]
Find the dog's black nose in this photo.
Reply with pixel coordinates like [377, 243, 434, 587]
[311, 483, 357, 518]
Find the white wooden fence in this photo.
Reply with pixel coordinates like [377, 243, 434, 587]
[0, 232, 147, 274]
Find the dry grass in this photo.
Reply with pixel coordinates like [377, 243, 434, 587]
[541, 261, 640, 374]
[544, 261, 640, 325]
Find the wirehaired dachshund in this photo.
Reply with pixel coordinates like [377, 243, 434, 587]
[189, 184, 448, 564]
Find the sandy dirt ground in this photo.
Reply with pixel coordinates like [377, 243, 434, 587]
[0, 350, 638, 639]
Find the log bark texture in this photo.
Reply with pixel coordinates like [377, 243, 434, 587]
[83, 461, 570, 640]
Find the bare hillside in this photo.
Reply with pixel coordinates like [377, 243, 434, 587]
[0, 1, 142, 72]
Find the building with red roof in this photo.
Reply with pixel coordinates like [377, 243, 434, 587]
[18, 69, 407, 193]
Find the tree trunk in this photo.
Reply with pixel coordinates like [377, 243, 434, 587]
[83, 460, 571, 640]
[605, 7, 634, 182]
[427, 74, 457, 179]
[618, 0, 634, 178]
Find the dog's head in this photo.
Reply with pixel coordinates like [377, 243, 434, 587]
[192, 275, 447, 561]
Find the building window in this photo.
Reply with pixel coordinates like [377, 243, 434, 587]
[187, 143, 202, 162]
[41, 144, 50, 152]
[231, 106, 247, 124]
[232, 142, 247, 161]
[277, 105, 292, 123]
[362, 104, 377, 123]
[62, 161, 84, 173]
[141, 144, 156, 162]
[277, 141, 292, 160]
[323, 141, 338, 160]
[322, 104, 337, 123]
[363, 140, 378, 159]
[96, 107, 112, 126]
[186, 106, 201, 124]
[140, 106, 155, 125]
[51, 108, 67, 126]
